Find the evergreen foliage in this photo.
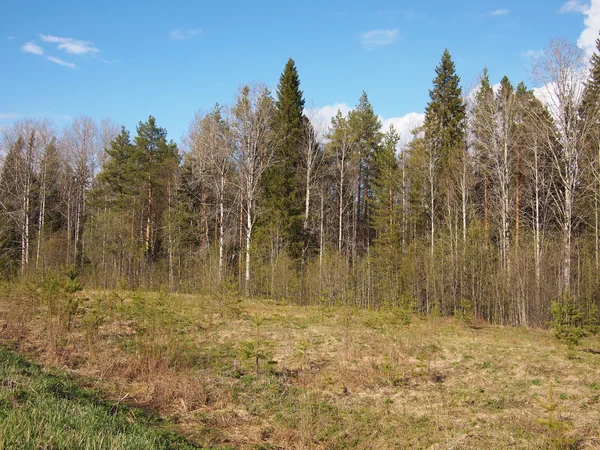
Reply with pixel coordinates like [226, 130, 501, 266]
[348, 91, 383, 251]
[424, 49, 466, 173]
[264, 58, 306, 259]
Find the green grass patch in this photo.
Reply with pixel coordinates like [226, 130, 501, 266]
[0, 346, 199, 449]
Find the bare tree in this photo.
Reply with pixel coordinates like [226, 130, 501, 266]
[0, 119, 54, 274]
[231, 84, 275, 295]
[61, 116, 99, 267]
[472, 75, 521, 272]
[326, 110, 356, 254]
[186, 105, 234, 281]
[301, 109, 326, 233]
[532, 39, 589, 294]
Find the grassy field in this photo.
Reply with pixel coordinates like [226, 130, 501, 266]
[1, 280, 599, 449]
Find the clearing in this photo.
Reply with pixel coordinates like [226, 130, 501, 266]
[0, 284, 599, 449]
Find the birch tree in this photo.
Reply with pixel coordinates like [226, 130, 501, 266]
[532, 39, 589, 294]
[326, 110, 356, 254]
[231, 84, 274, 295]
[186, 105, 234, 281]
[62, 116, 99, 266]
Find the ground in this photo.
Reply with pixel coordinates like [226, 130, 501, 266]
[0, 283, 599, 449]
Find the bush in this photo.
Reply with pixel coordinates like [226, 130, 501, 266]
[550, 293, 587, 349]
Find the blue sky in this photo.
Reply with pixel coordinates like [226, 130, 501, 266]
[1, 0, 597, 145]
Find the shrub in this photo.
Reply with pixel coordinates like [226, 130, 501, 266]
[551, 292, 587, 349]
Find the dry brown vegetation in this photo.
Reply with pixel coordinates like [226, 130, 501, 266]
[1, 281, 600, 449]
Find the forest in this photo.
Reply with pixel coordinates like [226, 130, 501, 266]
[2, 35, 600, 330]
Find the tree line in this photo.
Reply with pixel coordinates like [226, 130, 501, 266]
[2, 37, 600, 327]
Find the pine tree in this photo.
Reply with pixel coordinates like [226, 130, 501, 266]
[264, 58, 306, 259]
[348, 92, 382, 255]
[134, 116, 179, 260]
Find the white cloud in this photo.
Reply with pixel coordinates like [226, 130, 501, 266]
[40, 34, 99, 55]
[489, 9, 509, 16]
[560, 0, 588, 13]
[312, 103, 352, 122]
[381, 112, 425, 149]
[521, 49, 544, 59]
[532, 75, 586, 123]
[169, 28, 202, 40]
[360, 28, 400, 50]
[308, 103, 424, 151]
[100, 58, 120, 65]
[306, 103, 351, 138]
[45, 56, 76, 68]
[560, 0, 600, 53]
[0, 113, 21, 120]
[21, 41, 44, 55]
[21, 40, 76, 68]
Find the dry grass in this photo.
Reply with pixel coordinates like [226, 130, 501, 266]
[1, 282, 599, 449]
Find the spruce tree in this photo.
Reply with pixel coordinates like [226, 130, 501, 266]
[0, 137, 26, 274]
[423, 49, 466, 244]
[424, 49, 466, 175]
[39, 138, 64, 234]
[96, 127, 140, 208]
[581, 33, 600, 273]
[581, 34, 600, 121]
[264, 58, 306, 259]
[92, 126, 145, 283]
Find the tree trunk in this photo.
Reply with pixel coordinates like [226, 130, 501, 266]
[245, 197, 252, 296]
[36, 163, 46, 271]
[218, 174, 225, 282]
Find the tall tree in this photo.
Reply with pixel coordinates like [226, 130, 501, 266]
[581, 34, 600, 268]
[134, 116, 179, 263]
[348, 92, 382, 256]
[35, 137, 63, 270]
[371, 125, 400, 245]
[300, 112, 325, 254]
[62, 116, 99, 267]
[326, 110, 356, 254]
[532, 39, 589, 294]
[473, 75, 519, 271]
[423, 49, 467, 255]
[0, 120, 54, 275]
[0, 136, 27, 275]
[186, 104, 234, 281]
[264, 58, 305, 259]
[231, 84, 275, 295]
[517, 82, 556, 322]
[370, 126, 401, 304]
[92, 127, 144, 285]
